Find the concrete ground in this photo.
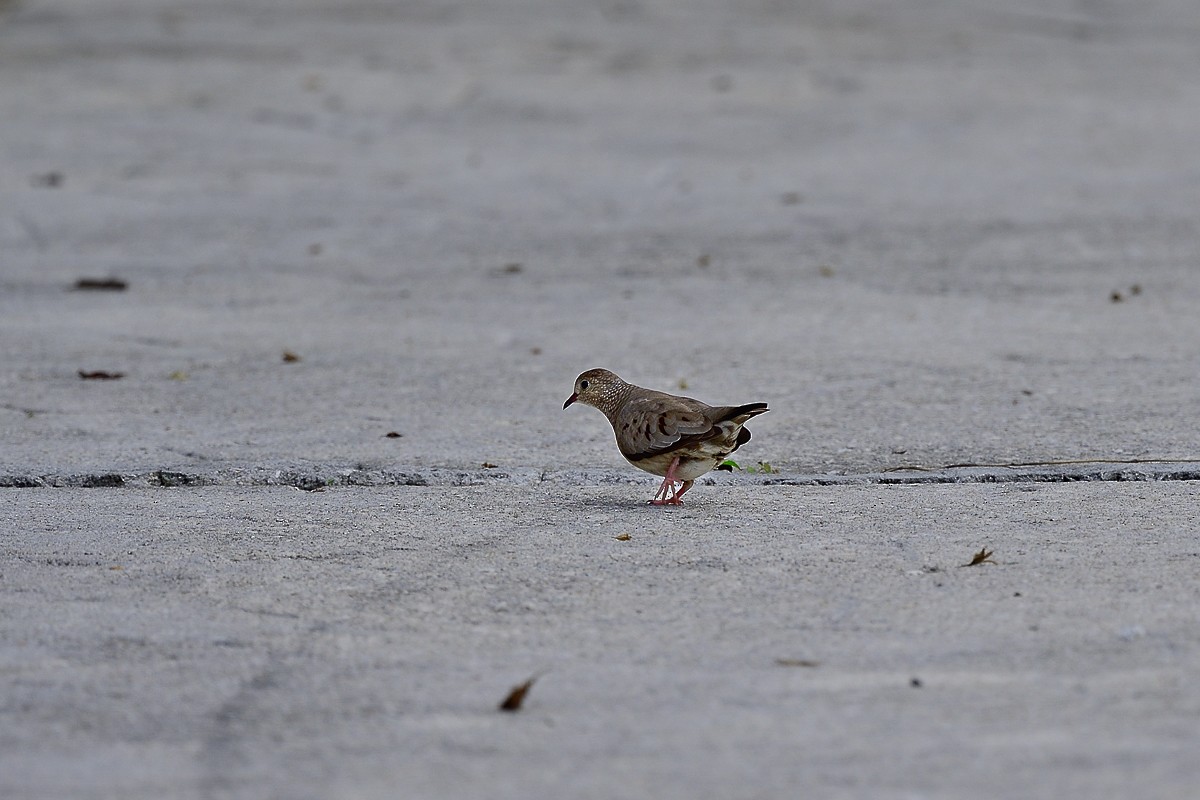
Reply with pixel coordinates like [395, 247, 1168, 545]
[2, 1, 1199, 798]
[4, 484, 1199, 800]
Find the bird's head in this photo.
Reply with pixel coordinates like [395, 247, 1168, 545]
[563, 368, 625, 412]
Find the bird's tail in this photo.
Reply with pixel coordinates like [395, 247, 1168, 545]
[729, 402, 769, 422]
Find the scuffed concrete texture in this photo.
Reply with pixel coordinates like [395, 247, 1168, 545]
[2, 484, 1199, 800]
[2, 0, 1200, 478]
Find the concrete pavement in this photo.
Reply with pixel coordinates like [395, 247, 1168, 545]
[2, 1, 1199, 797]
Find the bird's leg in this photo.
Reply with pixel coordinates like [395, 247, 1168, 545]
[650, 457, 684, 505]
[650, 474, 675, 504]
[672, 480, 695, 502]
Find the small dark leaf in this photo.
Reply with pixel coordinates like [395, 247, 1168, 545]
[282, 351, 301, 363]
[78, 370, 124, 380]
[962, 547, 995, 567]
[499, 676, 537, 712]
[384, 431, 402, 438]
[775, 658, 820, 668]
[73, 278, 127, 291]
[481, 462, 498, 469]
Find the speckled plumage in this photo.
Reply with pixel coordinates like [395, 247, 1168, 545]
[563, 368, 768, 505]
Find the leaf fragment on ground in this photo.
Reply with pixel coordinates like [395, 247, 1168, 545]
[962, 547, 995, 567]
[73, 277, 127, 291]
[499, 676, 537, 712]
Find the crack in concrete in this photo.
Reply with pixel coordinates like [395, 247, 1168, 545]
[2, 462, 1199, 489]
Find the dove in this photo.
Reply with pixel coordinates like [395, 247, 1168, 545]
[563, 368, 769, 505]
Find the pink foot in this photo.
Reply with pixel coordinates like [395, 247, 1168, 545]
[649, 458, 685, 505]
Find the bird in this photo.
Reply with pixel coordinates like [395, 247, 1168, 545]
[563, 368, 769, 505]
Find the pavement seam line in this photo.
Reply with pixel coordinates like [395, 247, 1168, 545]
[2, 461, 1200, 489]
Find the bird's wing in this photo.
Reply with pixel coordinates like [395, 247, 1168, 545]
[616, 395, 720, 460]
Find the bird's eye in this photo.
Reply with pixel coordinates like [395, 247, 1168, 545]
[580, 380, 590, 390]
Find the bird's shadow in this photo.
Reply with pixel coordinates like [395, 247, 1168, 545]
[575, 496, 688, 512]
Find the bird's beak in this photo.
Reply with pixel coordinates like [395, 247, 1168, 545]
[563, 393, 578, 410]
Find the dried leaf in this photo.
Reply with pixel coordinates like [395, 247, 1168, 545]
[384, 431, 402, 438]
[282, 351, 301, 363]
[78, 370, 124, 380]
[775, 658, 820, 668]
[481, 462, 498, 469]
[73, 277, 127, 291]
[614, 533, 631, 541]
[499, 676, 537, 712]
[962, 547, 995, 567]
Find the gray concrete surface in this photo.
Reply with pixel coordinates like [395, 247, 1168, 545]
[2, 0, 1199, 798]
[4, 484, 1200, 800]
